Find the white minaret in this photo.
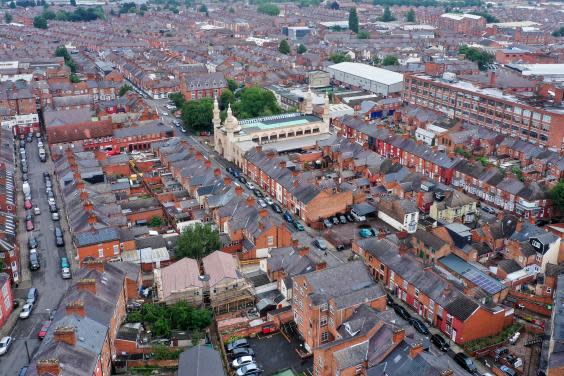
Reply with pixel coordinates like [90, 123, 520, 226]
[223, 104, 238, 161]
[213, 96, 221, 153]
[322, 92, 330, 129]
[304, 85, 313, 115]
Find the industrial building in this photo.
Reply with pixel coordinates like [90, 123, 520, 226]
[326, 62, 404, 96]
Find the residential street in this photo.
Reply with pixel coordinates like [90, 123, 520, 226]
[0, 136, 73, 376]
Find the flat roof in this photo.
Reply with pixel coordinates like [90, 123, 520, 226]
[441, 13, 482, 20]
[239, 113, 321, 131]
[509, 64, 564, 77]
[487, 21, 541, 28]
[327, 62, 404, 86]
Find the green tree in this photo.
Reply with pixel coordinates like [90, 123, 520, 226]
[372, 56, 381, 65]
[235, 86, 282, 119]
[70, 0, 76, 6]
[348, 7, 359, 33]
[118, 84, 132, 97]
[379, 6, 396, 22]
[33, 16, 48, 29]
[278, 39, 290, 54]
[169, 92, 185, 108]
[219, 88, 235, 111]
[198, 4, 207, 12]
[357, 30, 370, 39]
[552, 26, 564, 37]
[70, 73, 80, 83]
[126, 311, 143, 323]
[405, 8, 415, 22]
[330, 51, 351, 63]
[227, 79, 239, 92]
[257, 3, 280, 16]
[329, 0, 339, 9]
[149, 216, 165, 227]
[382, 55, 399, 66]
[459, 45, 494, 71]
[181, 98, 214, 132]
[4, 13, 12, 24]
[297, 43, 307, 54]
[176, 223, 221, 259]
[469, 11, 498, 23]
[152, 317, 171, 337]
[551, 180, 564, 213]
[9, 1, 15, 8]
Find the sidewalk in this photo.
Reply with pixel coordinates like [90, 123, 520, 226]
[0, 302, 23, 338]
[15, 140, 31, 289]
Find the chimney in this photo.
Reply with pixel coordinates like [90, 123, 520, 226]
[259, 208, 268, 217]
[224, 177, 232, 186]
[554, 87, 563, 105]
[258, 221, 265, 230]
[80, 191, 89, 201]
[291, 170, 299, 177]
[392, 328, 405, 344]
[279, 161, 287, 169]
[378, 228, 386, 240]
[442, 285, 451, 298]
[515, 219, 524, 233]
[195, 152, 203, 160]
[213, 168, 221, 177]
[316, 261, 327, 271]
[83, 260, 104, 273]
[36, 360, 61, 376]
[267, 151, 276, 160]
[441, 370, 454, 376]
[497, 211, 504, 221]
[76, 278, 96, 294]
[299, 246, 309, 256]
[293, 180, 299, 187]
[65, 301, 85, 317]
[409, 342, 424, 358]
[489, 71, 496, 86]
[87, 213, 97, 224]
[529, 215, 537, 225]
[76, 181, 85, 190]
[246, 196, 255, 207]
[54, 326, 76, 346]
[235, 185, 243, 196]
[292, 238, 299, 247]
[399, 243, 408, 256]
[255, 145, 263, 153]
[83, 200, 93, 212]
[204, 159, 212, 168]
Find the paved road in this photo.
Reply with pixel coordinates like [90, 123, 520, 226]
[0, 136, 73, 375]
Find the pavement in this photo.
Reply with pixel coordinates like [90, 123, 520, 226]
[0, 136, 73, 376]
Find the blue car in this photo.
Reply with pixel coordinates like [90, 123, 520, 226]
[283, 211, 293, 223]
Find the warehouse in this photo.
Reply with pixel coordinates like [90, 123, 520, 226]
[326, 62, 404, 96]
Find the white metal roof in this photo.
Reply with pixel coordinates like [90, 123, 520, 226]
[327, 62, 404, 86]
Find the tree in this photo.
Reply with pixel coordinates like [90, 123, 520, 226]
[118, 84, 132, 97]
[4, 13, 12, 24]
[348, 7, 359, 33]
[372, 56, 381, 65]
[382, 55, 398, 66]
[357, 30, 370, 39]
[553, 26, 564, 37]
[278, 39, 290, 55]
[176, 223, 220, 259]
[181, 98, 214, 132]
[227, 79, 238, 92]
[70, 0, 76, 6]
[234, 86, 282, 119]
[405, 8, 415, 22]
[9, 1, 15, 8]
[379, 6, 396, 22]
[469, 11, 499, 23]
[458, 45, 494, 71]
[149, 216, 165, 227]
[169, 92, 185, 108]
[198, 4, 207, 12]
[297, 43, 307, 54]
[70, 73, 80, 83]
[257, 3, 280, 16]
[330, 51, 351, 64]
[219, 89, 234, 111]
[33, 16, 48, 29]
[551, 180, 564, 213]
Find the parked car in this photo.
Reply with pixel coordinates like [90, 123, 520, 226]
[54, 227, 64, 246]
[238, 176, 247, 184]
[25, 214, 34, 231]
[26, 288, 37, 304]
[38, 321, 51, 340]
[43, 172, 50, 180]
[293, 221, 305, 231]
[323, 219, 332, 228]
[253, 189, 264, 198]
[236, 363, 261, 376]
[257, 199, 267, 208]
[61, 257, 71, 279]
[264, 197, 274, 206]
[331, 216, 339, 225]
[509, 331, 520, 345]
[29, 251, 40, 271]
[386, 294, 394, 306]
[313, 239, 327, 250]
[430, 334, 449, 351]
[22, 172, 28, 181]
[359, 228, 375, 238]
[0, 336, 13, 355]
[19, 303, 33, 319]
[226, 339, 249, 352]
[17, 367, 28, 376]
[246, 182, 255, 190]
[408, 318, 429, 335]
[271, 203, 282, 213]
[52, 212, 60, 221]
[229, 347, 255, 360]
[28, 236, 38, 249]
[24, 199, 32, 210]
[34, 206, 40, 215]
[339, 215, 347, 224]
[393, 305, 412, 321]
[232, 356, 255, 369]
[49, 203, 58, 213]
[283, 212, 293, 223]
[453, 352, 477, 373]
[500, 365, 516, 376]
[346, 214, 354, 222]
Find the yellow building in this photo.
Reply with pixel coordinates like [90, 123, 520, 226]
[429, 190, 477, 224]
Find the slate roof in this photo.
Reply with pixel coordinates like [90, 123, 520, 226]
[444, 295, 480, 321]
[178, 345, 226, 376]
[74, 227, 120, 247]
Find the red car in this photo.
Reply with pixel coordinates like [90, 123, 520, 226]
[24, 199, 32, 210]
[25, 214, 34, 231]
[38, 321, 51, 340]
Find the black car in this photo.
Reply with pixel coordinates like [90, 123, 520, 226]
[430, 334, 449, 351]
[253, 189, 264, 198]
[226, 338, 250, 352]
[386, 294, 394, 306]
[408, 318, 429, 335]
[29, 252, 40, 271]
[28, 236, 38, 250]
[238, 176, 247, 184]
[271, 203, 282, 213]
[229, 347, 255, 360]
[22, 173, 28, 181]
[453, 352, 477, 373]
[393, 304, 412, 321]
[227, 167, 234, 175]
[54, 227, 64, 246]
[49, 203, 58, 213]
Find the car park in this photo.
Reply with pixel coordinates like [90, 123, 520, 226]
[38, 321, 51, 340]
[26, 288, 37, 304]
[313, 239, 327, 250]
[408, 318, 429, 335]
[226, 338, 250, 352]
[229, 347, 255, 360]
[453, 352, 477, 373]
[430, 334, 449, 351]
[293, 221, 305, 231]
[257, 199, 267, 208]
[19, 303, 33, 319]
[0, 336, 13, 355]
[393, 305, 412, 321]
[232, 355, 255, 369]
[236, 363, 261, 376]
[323, 219, 332, 228]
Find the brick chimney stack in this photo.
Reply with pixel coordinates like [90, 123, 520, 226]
[554, 87, 563, 105]
[235, 185, 243, 196]
[204, 159, 212, 168]
[214, 168, 221, 176]
[409, 342, 424, 358]
[36, 359, 61, 376]
[76, 278, 97, 294]
[489, 71, 496, 86]
[392, 328, 405, 344]
[246, 196, 255, 207]
[224, 177, 232, 186]
[299, 246, 309, 256]
[441, 370, 454, 376]
[54, 326, 77, 346]
[259, 209, 268, 217]
[66, 301, 85, 317]
[83, 260, 105, 273]
[279, 161, 287, 169]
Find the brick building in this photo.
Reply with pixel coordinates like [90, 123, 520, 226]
[0, 273, 14, 329]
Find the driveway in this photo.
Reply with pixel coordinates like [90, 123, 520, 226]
[249, 333, 312, 376]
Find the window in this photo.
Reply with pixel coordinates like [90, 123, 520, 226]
[113, 245, 119, 255]
[267, 236, 274, 247]
[414, 288, 420, 297]
[98, 248, 104, 258]
[321, 332, 329, 342]
[403, 280, 408, 289]
[320, 303, 328, 311]
[1, 284, 7, 297]
[320, 316, 327, 326]
[3, 296, 10, 311]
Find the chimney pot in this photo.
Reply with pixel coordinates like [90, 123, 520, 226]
[235, 185, 243, 196]
[409, 342, 424, 358]
[65, 301, 85, 317]
[246, 196, 255, 207]
[255, 145, 263, 153]
[36, 359, 61, 376]
[279, 161, 287, 169]
[213, 168, 221, 176]
[77, 278, 97, 294]
[224, 177, 232, 186]
[54, 326, 77, 346]
[392, 328, 405, 344]
[299, 246, 309, 256]
[259, 208, 268, 217]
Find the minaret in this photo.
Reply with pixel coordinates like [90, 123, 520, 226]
[223, 103, 238, 161]
[304, 85, 313, 115]
[213, 96, 221, 153]
[322, 92, 330, 129]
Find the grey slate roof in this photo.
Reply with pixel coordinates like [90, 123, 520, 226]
[177, 345, 226, 376]
[74, 227, 120, 247]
